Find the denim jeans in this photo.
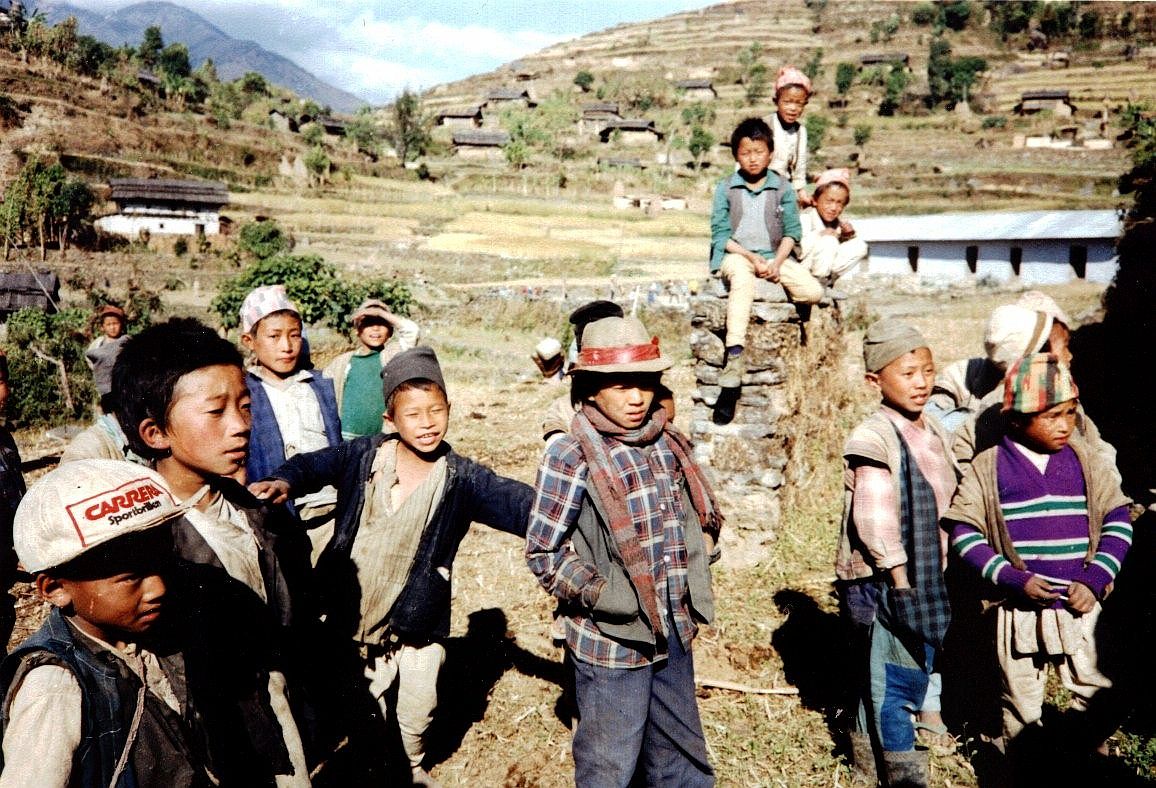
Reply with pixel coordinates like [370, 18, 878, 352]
[570, 618, 714, 788]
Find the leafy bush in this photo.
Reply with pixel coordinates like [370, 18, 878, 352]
[210, 254, 415, 331]
[911, 3, 938, 25]
[835, 62, 856, 95]
[573, 71, 594, 92]
[237, 220, 292, 260]
[853, 124, 872, 146]
[942, 1, 972, 31]
[5, 307, 95, 426]
[805, 114, 830, 152]
[982, 115, 1008, 129]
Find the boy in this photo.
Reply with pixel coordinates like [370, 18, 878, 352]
[526, 316, 724, 787]
[250, 346, 533, 786]
[944, 354, 1130, 762]
[0, 352, 24, 653]
[0, 459, 215, 786]
[767, 65, 813, 207]
[710, 117, 810, 389]
[114, 317, 314, 786]
[240, 285, 340, 553]
[323, 298, 420, 440]
[834, 320, 957, 787]
[797, 168, 869, 287]
[85, 304, 129, 413]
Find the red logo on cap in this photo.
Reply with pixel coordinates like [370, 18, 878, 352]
[65, 478, 173, 547]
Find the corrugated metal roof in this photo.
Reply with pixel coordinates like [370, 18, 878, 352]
[854, 210, 1121, 243]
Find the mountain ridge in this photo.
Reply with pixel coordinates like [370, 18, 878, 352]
[40, 0, 366, 113]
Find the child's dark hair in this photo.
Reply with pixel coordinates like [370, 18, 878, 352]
[0, 352, 8, 381]
[571, 371, 663, 404]
[385, 379, 448, 418]
[113, 317, 244, 460]
[730, 117, 773, 156]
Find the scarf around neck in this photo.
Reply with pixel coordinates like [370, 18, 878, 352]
[572, 403, 724, 634]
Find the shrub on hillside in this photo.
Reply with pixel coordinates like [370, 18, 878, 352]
[981, 115, 1007, 129]
[210, 254, 414, 332]
[5, 308, 95, 426]
[835, 62, 856, 96]
[805, 114, 829, 152]
[911, 3, 937, 25]
[238, 220, 293, 260]
[853, 124, 872, 146]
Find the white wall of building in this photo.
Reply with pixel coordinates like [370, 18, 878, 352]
[96, 210, 221, 237]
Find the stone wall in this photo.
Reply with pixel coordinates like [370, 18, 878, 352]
[688, 279, 841, 567]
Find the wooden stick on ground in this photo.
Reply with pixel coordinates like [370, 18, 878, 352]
[695, 677, 799, 695]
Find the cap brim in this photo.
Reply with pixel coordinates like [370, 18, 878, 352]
[571, 357, 673, 374]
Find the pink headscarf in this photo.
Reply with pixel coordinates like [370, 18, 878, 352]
[814, 168, 852, 198]
[775, 65, 813, 96]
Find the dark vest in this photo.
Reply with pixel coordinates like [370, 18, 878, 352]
[727, 178, 783, 252]
[245, 370, 342, 486]
[0, 608, 211, 788]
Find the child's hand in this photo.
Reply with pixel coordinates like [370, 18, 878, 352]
[796, 188, 813, 208]
[1064, 581, 1096, 614]
[248, 478, 291, 505]
[749, 253, 770, 277]
[839, 221, 856, 241]
[1022, 575, 1061, 605]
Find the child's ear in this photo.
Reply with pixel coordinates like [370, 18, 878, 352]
[240, 333, 254, 351]
[138, 418, 172, 453]
[36, 575, 71, 608]
[864, 371, 881, 392]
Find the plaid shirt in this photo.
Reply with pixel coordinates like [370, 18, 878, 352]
[527, 431, 696, 669]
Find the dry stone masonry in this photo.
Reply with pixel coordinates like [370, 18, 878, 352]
[689, 279, 841, 566]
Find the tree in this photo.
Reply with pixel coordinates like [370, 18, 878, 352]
[385, 89, 431, 162]
[237, 220, 292, 259]
[942, 1, 972, 31]
[988, 1, 1037, 37]
[344, 107, 381, 157]
[574, 70, 594, 92]
[738, 43, 768, 106]
[880, 64, 910, 115]
[138, 25, 164, 68]
[303, 146, 330, 186]
[158, 43, 191, 80]
[853, 124, 872, 147]
[835, 62, 856, 96]
[1078, 10, 1101, 40]
[300, 122, 324, 146]
[805, 114, 829, 152]
[501, 107, 549, 169]
[911, 3, 938, 25]
[687, 125, 715, 168]
[238, 71, 269, 97]
[803, 48, 824, 82]
[0, 160, 93, 260]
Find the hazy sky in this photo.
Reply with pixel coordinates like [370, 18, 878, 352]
[58, 1, 708, 103]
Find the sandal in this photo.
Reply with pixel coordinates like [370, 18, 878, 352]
[914, 721, 958, 755]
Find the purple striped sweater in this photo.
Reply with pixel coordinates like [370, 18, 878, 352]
[950, 438, 1131, 606]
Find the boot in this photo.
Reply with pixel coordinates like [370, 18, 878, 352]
[718, 350, 745, 389]
[881, 749, 928, 788]
[848, 731, 879, 785]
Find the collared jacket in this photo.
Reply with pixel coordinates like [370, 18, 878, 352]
[267, 434, 533, 642]
[245, 369, 341, 485]
[709, 170, 802, 272]
[0, 607, 214, 788]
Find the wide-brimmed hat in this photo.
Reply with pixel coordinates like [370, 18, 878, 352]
[240, 285, 300, 334]
[571, 316, 672, 374]
[351, 298, 405, 331]
[14, 460, 190, 573]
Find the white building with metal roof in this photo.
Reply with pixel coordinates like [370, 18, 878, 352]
[847, 209, 1121, 285]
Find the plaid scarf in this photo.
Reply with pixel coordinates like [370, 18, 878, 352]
[880, 426, 951, 652]
[571, 404, 723, 635]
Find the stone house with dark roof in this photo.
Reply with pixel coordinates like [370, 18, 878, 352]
[1016, 89, 1077, 117]
[598, 119, 663, 145]
[674, 79, 717, 100]
[96, 179, 229, 238]
[452, 130, 509, 161]
[437, 106, 483, 129]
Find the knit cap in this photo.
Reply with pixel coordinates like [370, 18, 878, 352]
[863, 320, 928, 373]
[984, 304, 1052, 371]
[775, 65, 812, 96]
[240, 285, 300, 334]
[381, 346, 446, 404]
[14, 460, 189, 573]
[814, 168, 851, 198]
[1002, 353, 1079, 414]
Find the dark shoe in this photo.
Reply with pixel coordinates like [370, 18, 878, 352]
[882, 749, 928, 788]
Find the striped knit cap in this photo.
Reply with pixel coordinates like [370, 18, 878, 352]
[1002, 353, 1079, 414]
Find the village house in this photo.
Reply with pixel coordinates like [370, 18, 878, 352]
[437, 106, 484, 129]
[1016, 89, 1077, 117]
[847, 209, 1120, 285]
[578, 102, 622, 135]
[136, 69, 162, 91]
[96, 178, 229, 238]
[598, 119, 664, 145]
[482, 88, 536, 111]
[452, 130, 509, 161]
[0, 269, 59, 320]
[317, 116, 348, 137]
[674, 79, 717, 101]
[268, 109, 298, 133]
[858, 52, 910, 70]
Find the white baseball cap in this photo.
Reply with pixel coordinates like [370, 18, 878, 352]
[14, 460, 190, 573]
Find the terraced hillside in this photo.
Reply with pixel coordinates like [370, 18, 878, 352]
[419, 0, 1156, 216]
